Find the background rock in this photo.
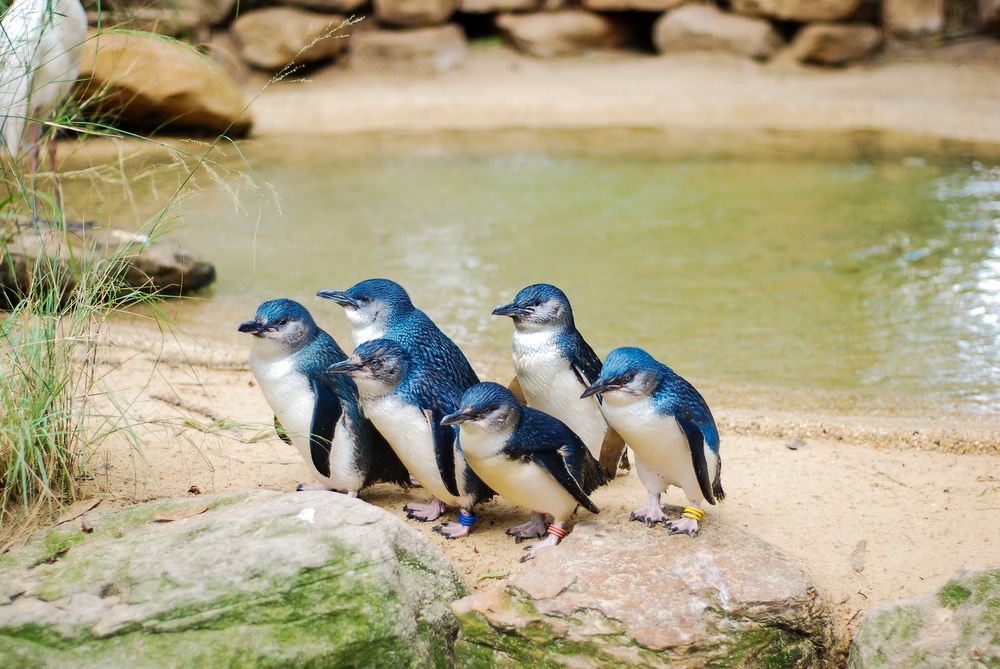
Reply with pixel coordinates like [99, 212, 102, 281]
[0, 225, 216, 299]
[453, 516, 832, 668]
[88, 0, 238, 35]
[983, 0, 1000, 33]
[653, 4, 784, 61]
[77, 31, 252, 135]
[374, 0, 460, 27]
[848, 566, 999, 668]
[349, 25, 468, 74]
[275, 0, 370, 12]
[460, 0, 541, 14]
[496, 10, 633, 58]
[790, 23, 882, 66]
[232, 8, 349, 71]
[883, 0, 945, 39]
[731, 0, 862, 22]
[0, 491, 465, 668]
[581, 0, 687, 13]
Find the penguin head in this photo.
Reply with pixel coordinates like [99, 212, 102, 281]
[580, 347, 662, 402]
[442, 382, 521, 435]
[317, 278, 414, 333]
[238, 299, 318, 351]
[492, 283, 574, 332]
[327, 338, 408, 398]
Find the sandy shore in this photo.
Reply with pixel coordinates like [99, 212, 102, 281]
[248, 44, 1000, 146]
[75, 321, 1000, 662]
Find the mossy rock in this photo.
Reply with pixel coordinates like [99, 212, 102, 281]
[848, 566, 1000, 668]
[452, 517, 832, 668]
[0, 491, 465, 668]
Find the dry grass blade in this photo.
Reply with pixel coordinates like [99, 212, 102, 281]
[151, 504, 208, 523]
[55, 497, 101, 524]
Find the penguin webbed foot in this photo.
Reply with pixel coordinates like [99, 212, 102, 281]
[506, 513, 548, 543]
[432, 522, 470, 540]
[666, 517, 700, 536]
[519, 534, 559, 562]
[404, 498, 446, 522]
[629, 505, 668, 527]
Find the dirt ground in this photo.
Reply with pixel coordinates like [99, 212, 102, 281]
[75, 320, 1000, 659]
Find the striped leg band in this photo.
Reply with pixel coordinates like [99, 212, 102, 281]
[682, 506, 705, 522]
[547, 524, 568, 540]
[458, 511, 478, 527]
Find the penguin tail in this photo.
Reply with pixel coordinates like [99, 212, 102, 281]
[711, 454, 725, 503]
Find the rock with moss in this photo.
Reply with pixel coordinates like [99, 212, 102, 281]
[848, 566, 1000, 668]
[0, 491, 465, 669]
[452, 516, 832, 668]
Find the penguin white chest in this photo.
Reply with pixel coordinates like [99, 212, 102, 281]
[365, 395, 462, 506]
[601, 398, 694, 490]
[460, 429, 578, 521]
[512, 331, 607, 458]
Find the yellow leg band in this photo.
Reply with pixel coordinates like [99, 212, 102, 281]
[682, 506, 704, 521]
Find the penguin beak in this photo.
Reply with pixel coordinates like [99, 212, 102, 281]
[327, 358, 364, 376]
[317, 289, 358, 309]
[580, 379, 618, 399]
[441, 408, 477, 426]
[492, 302, 528, 318]
[238, 320, 265, 335]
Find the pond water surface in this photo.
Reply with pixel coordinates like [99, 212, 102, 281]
[72, 129, 1000, 410]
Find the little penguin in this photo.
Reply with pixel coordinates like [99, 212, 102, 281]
[581, 347, 724, 534]
[492, 283, 628, 478]
[317, 278, 479, 390]
[327, 338, 494, 538]
[442, 382, 606, 562]
[238, 299, 410, 496]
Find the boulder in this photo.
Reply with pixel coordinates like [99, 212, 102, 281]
[0, 491, 466, 668]
[496, 10, 633, 58]
[789, 23, 882, 66]
[582, 0, 687, 12]
[88, 0, 237, 35]
[374, 0, 459, 27]
[731, 0, 862, 22]
[0, 224, 216, 299]
[231, 8, 349, 71]
[848, 566, 999, 668]
[274, 0, 369, 12]
[983, 0, 1000, 33]
[653, 4, 784, 61]
[882, 0, 944, 39]
[460, 0, 540, 14]
[77, 31, 252, 136]
[453, 517, 832, 667]
[349, 25, 468, 74]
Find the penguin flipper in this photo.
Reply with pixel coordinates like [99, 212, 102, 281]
[676, 414, 716, 505]
[274, 416, 292, 445]
[309, 378, 342, 479]
[531, 450, 600, 514]
[424, 408, 460, 498]
[597, 427, 627, 479]
[363, 420, 412, 488]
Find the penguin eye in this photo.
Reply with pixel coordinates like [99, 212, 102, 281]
[276, 318, 288, 326]
[370, 358, 383, 370]
[622, 373, 636, 384]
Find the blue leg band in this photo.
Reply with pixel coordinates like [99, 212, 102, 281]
[458, 511, 478, 527]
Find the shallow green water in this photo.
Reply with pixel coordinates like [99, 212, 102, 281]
[84, 130, 1000, 408]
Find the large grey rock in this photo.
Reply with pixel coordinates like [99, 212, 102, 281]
[848, 566, 1000, 668]
[496, 10, 633, 58]
[883, 0, 944, 39]
[0, 491, 466, 668]
[0, 225, 216, 298]
[732, 0, 862, 22]
[77, 30, 252, 135]
[653, 4, 784, 61]
[790, 22, 882, 66]
[349, 25, 468, 74]
[232, 8, 349, 71]
[374, 0, 459, 27]
[453, 517, 832, 667]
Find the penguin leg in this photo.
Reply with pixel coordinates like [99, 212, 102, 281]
[408, 475, 423, 488]
[506, 512, 548, 543]
[667, 503, 704, 536]
[520, 522, 567, 562]
[404, 497, 446, 522]
[433, 508, 477, 540]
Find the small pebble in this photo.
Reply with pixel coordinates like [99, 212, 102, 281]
[786, 438, 807, 450]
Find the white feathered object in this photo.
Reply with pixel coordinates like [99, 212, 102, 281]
[0, 0, 87, 157]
